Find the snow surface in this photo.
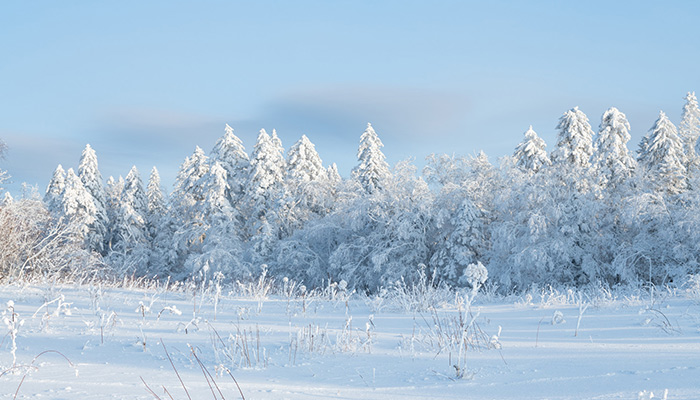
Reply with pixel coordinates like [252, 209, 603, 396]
[1, 284, 699, 399]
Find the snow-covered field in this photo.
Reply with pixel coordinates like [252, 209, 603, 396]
[1, 282, 699, 399]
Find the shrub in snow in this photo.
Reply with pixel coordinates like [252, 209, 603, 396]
[388, 264, 452, 312]
[460, 261, 488, 292]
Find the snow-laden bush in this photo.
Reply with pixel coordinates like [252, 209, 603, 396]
[459, 261, 488, 292]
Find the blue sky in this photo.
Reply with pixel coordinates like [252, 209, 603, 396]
[1, 1, 699, 195]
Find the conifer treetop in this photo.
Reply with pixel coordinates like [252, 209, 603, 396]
[638, 110, 687, 194]
[287, 134, 325, 183]
[353, 122, 390, 193]
[593, 107, 636, 188]
[513, 125, 550, 173]
[551, 106, 595, 169]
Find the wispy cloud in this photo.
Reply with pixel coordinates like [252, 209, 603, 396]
[258, 85, 470, 140]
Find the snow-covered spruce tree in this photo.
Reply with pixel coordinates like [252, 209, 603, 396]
[183, 161, 247, 281]
[551, 106, 595, 172]
[173, 146, 210, 204]
[152, 147, 210, 277]
[327, 163, 342, 187]
[210, 124, 249, 209]
[108, 166, 150, 274]
[61, 168, 97, 248]
[466, 151, 502, 215]
[592, 107, 636, 191]
[353, 123, 391, 194]
[104, 176, 124, 252]
[146, 167, 166, 241]
[587, 107, 637, 282]
[324, 163, 343, 210]
[531, 107, 602, 285]
[121, 167, 148, 234]
[44, 164, 66, 216]
[78, 144, 108, 255]
[637, 111, 687, 195]
[171, 146, 210, 228]
[287, 135, 325, 184]
[680, 92, 700, 175]
[196, 162, 236, 229]
[243, 129, 286, 247]
[513, 126, 551, 173]
[279, 135, 329, 236]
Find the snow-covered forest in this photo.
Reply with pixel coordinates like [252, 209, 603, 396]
[3, 94, 700, 293]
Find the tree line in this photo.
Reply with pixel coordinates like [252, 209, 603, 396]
[2, 92, 700, 292]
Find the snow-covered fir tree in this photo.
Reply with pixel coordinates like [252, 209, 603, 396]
[210, 124, 249, 208]
[146, 166, 166, 240]
[78, 144, 108, 254]
[197, 162, 236, 227]
[61, 168, 97, 246]
[592, 107, 636, 190]
[160, 147, 211, 275]
[585, 108, 637, 282]
[104, 176, 124, 251]
[243, 129, 286, 242]
[637, 111, 687, 195]
[119, 167, 148, 241]
[513, 126, 550, 173]
[280, 135, 328, 235]
[323, 162, 343, 212]
[353, 123, 390, 194]
[173, 146, 210, 204]
[44, 164, 66, 216]
[327, 163, 341, 186]
[183, 161, 247, 280]
[109, 166, 149, 273]
[287, 135, 325, 185]
[551, 107, 595, 170]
